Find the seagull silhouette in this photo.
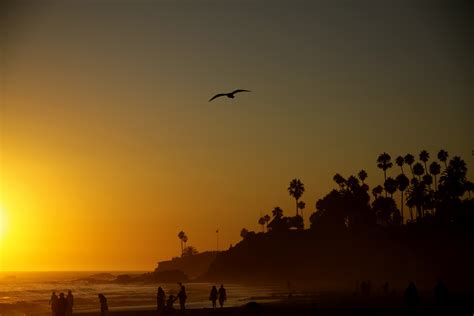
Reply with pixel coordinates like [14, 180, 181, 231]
[208, 89, 251, 102]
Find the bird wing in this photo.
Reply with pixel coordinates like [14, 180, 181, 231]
[209, 93, 226, 102]
[232, 89, 251, 94]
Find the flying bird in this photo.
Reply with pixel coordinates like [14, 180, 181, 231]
[208, 89, 251, 102]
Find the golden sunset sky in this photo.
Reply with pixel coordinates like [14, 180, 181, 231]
[0, 1, 472, 271]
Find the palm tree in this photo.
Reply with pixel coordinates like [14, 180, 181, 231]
[395, 156, 405, 174]
[377, 152, 393, 185]
[413, 162, 425, 180]
[396, 173, 410, 223]
[372, 185, 384, 199]
[288, 178, 305, 216]
[182, 235, 188, 248]
[333, 173, 346, 190]
[384, 177, 398, 199]
[429, 161, 441, 190]
[263, 214, 271, 226]
[297, 201, 306, 227]
[404, 154, 415, 178]
[258, 217, 266, 232]
[437, 149, 449, 169]
[358, 170, 368, 184]
[272, 206, 283, 219]
[177, 231, 186, 256]
[465, 181, 474, 199]
[419, 150, 430, 174]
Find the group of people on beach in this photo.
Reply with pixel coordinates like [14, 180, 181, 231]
[50, 284, 227, 316]
[49, 290, 74, 316]
[156, 284, 227, 315]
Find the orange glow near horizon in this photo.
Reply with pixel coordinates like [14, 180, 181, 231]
[0, 1, 472, 272]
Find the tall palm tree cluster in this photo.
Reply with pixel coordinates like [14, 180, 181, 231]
[311, 150, 473, 230]
[241, 150, 473, 238]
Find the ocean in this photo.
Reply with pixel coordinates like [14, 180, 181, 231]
[0, 272, 288, 316]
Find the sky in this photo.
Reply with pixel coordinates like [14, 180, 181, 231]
[0, 0, 473, 271]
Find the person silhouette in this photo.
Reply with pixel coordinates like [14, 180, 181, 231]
[66, 290, 74, 316]
[56, 293, 68, 316]
[157, 287, 166, 314]
[50, 291, 58, 316]
[177, 285, 187, 311]
[209, 286, 218, 308]
[404, 282, 419, 314]
[218, 285, 227, 308]
[166, 295, 177, 313]
[98, 294, 108, 316]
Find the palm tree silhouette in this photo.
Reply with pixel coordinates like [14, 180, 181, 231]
[404, 154, 415, 178]
[263, 214, 271, 229]
[178, 231, 186, 256]
[396, 174, 410, 222]
[333, 173, 346, 190]
[377, 153, 393, 196]
[437, 149, 449, 169]
[258, 217, 266, 232]
[384, 177, 398, 199]
[272, 206, 283, 219]
[297, 201, 306, 227]
[419, 150, 430, 174]
[288, 179, 305, 216]
[372, 185, 384, 199]
[396, 156, 405, 174]
[413, 163, 425, 180]
[465, 181, 473, 199]
[429, 161, 441, 190]
[358, 170, 368, 184]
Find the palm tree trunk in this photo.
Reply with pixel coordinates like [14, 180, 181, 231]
[434, 176, 437, 191]
[384, 170, 387, 197]
[410, 166, 414, 179]
[295, 199, 299, 216]
[180, 240, 183, 256]
[400, 192, 404, 224]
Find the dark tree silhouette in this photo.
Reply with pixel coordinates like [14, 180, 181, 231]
[377, 153, 393, 186]
[333, 173, 346, 190]
[384, 177, 398, 199]
[372, 185, 384, 199]
[288, 179, 305, 216]
[404, 154, 415, 178]
[419, 150, 430, 174]
[240, 228, 249, 239]
[182, 246, 199, 256]
[258, 217, 266, 232]
[272, 206, 283, 219]
[358, 170, 368, 183]
[413, 162, 425, 180]
[178, 231, 186, 256]
[297, 201, 306, 227]
[396, 156, 405, 174]
[372, 196, 399, 226]
[263, 214, 271, 227]
[437, 149, 449, 169]
[429, 161, 441, 191]
[407, 178, 428, 219]
[465, 181, 473, 199]
[396, 173, 410, 222]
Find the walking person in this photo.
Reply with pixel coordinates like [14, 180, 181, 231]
[66, 290, 74, 316]
[209, 286, 218, 308]
[157, 286, 166, 314]
[218, 285, 227, 308]
[98, 294, 108, 316]
[177, 284, 187, 311]
[50, 291, 58, 316]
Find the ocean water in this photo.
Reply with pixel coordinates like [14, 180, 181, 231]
[0, 272, 288, 316]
